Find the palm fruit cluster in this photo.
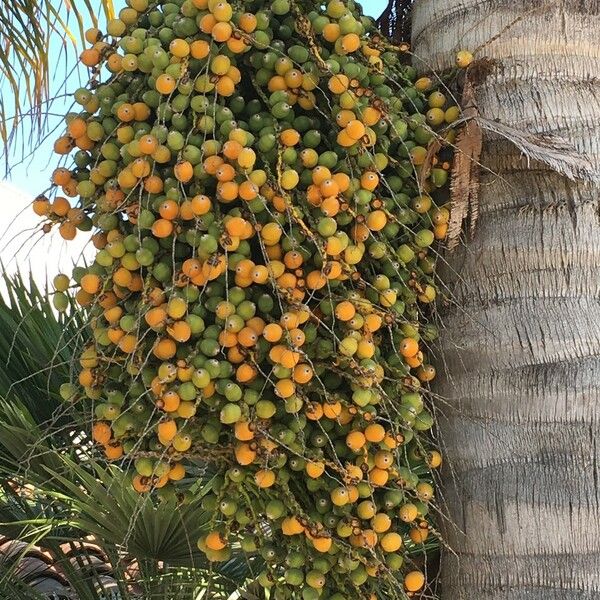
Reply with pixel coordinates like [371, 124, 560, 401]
[35, 0, 462, 597]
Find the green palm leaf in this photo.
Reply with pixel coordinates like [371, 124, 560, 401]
[0, 269, 85, 427]
[46, 458, 263, 586]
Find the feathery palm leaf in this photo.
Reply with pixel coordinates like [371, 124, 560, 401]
[0, 0, 114, 171]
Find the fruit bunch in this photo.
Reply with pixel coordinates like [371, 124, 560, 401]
[38, 0, 461, 597]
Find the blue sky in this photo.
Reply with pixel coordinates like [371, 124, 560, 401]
[0, 0, 389, 286]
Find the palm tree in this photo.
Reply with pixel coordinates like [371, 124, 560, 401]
[408, 1, 600, 598]
[0, 274, 260, 598]
[11, 0, 599, 598]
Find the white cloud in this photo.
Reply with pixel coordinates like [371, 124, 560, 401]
[0, 180, 94, 292]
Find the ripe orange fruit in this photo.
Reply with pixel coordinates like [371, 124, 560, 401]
[144, 175, 163, 193]
[346, 431, 366, 451]
[206, 531, 227, 551]
[139, 135, 158, 155]
[281, 516, 304, 535]
[167, 321, 192, 343]
[239, 12, 257, 32]
[159, 199, 179, 220]
[157, 419, 177, 442]
[174, 161, 194, 183]
[67, 118, 87, 138]
[104, 443, 123, 460]
[369, 467, 389, 487]
[79, 48, 100, 67]
[234, 421, 254, 441]
[156, 74, 177, 94]
[190, 40, 210, 60]
[80, 274, 101, 294]
[293, 364, 313, 384]
[234, 443, 256, 465]
[32, 197, 51, 216]
[335, 301, 355, 321]
[404, 571, 425, 592]
[399, 338, 419, 358]
[341, 33, 360, 54]
[312, 536, 332, 552]
[54, 136, 74, 154]
[168, 462, 186, 481]
[263, 323, 283, 343]
[371, 513, 392, 533]
[190, 194, 211, 215]
[152, 219, 174, 239]
[305, 403, 324, 420]
[212, 22, 233, 42]
[323, 23, 341, 43]
[255, 469, 276, 488]
[154, 338, 177, 360]
[52, 196, 71, 216]
[169, 38, 190, 57]
[322, 401, 342, 419]
[364, 423, 386, 443]
[305, 461, 325, 478]
[59, 222, 77, 241]
[118, 334, 138, 354]
[409, 526, 429, 544]
[92, 422, 111, 445]
[380, 532, 402, 553]
[399, 503, 419, 523]
[275, 379, 295, 398]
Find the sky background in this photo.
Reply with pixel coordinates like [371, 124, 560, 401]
[0, 0, 389, 289]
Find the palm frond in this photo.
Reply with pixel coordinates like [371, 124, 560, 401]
[0, 396, 78, 494]
[0, 0, 114, 172]
[1, 447, 261, 598]
[46, 459, 206, 564]
[49, 458, 262, 583]
[0, 269, 85, 428]
[2, 456, 261, 598]
[0, 399, 259, 598]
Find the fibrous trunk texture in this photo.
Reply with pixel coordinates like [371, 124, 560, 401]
[412, 1, 600, 598]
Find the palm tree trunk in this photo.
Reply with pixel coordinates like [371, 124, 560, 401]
[411, 1, 600, 598]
